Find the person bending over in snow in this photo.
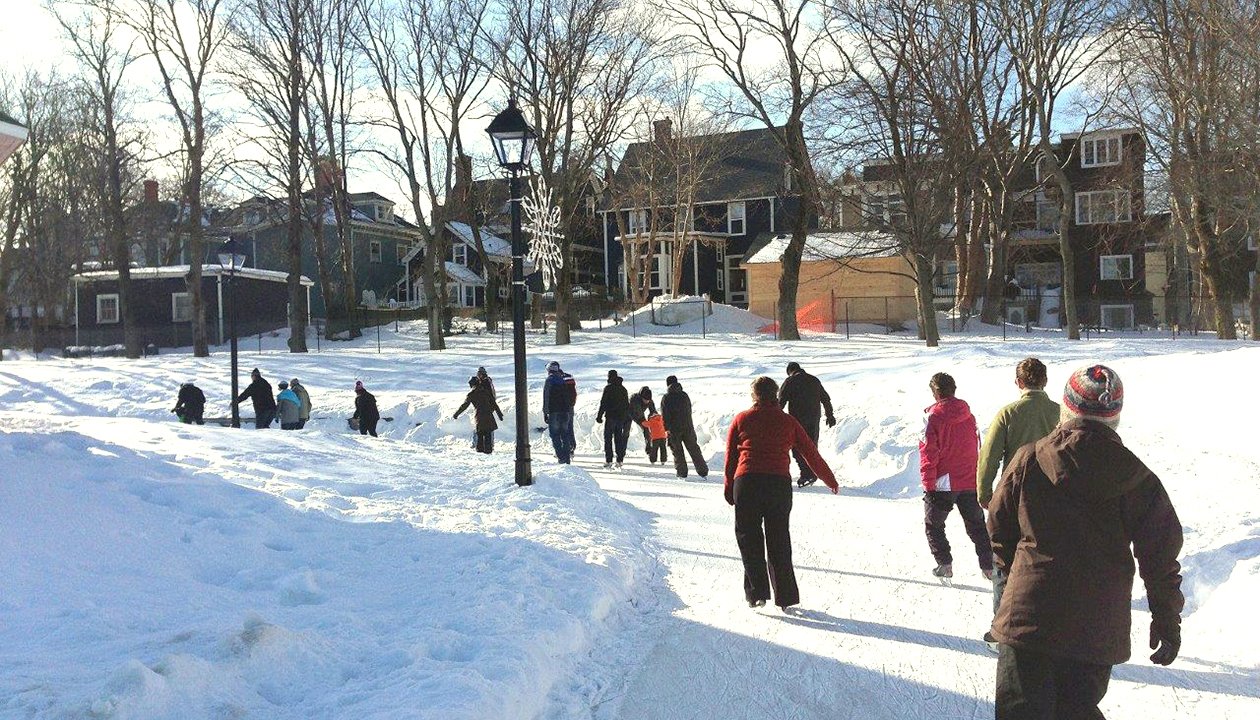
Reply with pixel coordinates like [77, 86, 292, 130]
[236, 368, 277, 429]
[353, 380, 380, 437]
[779, 361, 836, 487]
[724, 376, 838, 610]
[541, 361, 577, 464]
[989, 365, 1183, 718]
[662, 375, 707, 478]
[454, 376, 505, 454]
[630, 386, 665, 464]
[595, 370, 632, 468]
[919, 372, 992, 581]
[172, 381, 206, 425]
[276, 381, 302, 430]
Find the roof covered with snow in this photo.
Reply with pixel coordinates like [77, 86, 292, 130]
[447, 221, 511, 257]
[743, 231, 902, 264]
[444, 261, 485, 286]
[73, 264, 314, 286]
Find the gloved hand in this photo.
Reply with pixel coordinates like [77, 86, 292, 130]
[596, 415, 603, 424]
[1149, 621, 1180, 666]
[543, 413, 550, 424]
[453, 412, 461, 420]
[724, 483, 735, 506]
[497, 411, 504, 421]
[826, 415, 836, 428]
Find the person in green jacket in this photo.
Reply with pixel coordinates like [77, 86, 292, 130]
[976, 357, 1060, 649]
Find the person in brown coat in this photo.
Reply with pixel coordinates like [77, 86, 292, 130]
[988, 365, 1184, 719]
[453, 376, 504, 454]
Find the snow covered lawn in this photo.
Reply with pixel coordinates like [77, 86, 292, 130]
[1, 319, 1257, 718]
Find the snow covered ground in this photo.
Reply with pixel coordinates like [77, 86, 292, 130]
[1, 315, 1257, 718]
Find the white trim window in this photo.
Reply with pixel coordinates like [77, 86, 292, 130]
[1248, 234, 1257, 251]
[1081, 135, 1122, 168]
[369, 239, 383, 262]
[451, 243, 468, 265]
[1036, 198, 1060, 231]
[716, 246, 726, 291]
[1100, 304, 1134, 330]
[1099, 254, 1134, 281]
[1076, 190, 1131, 224]
[171, 292, 192, 322]
[627, 209, 647, 235]
[727, 201, 746, 235]
[396, 242, 410, 265]
[97, 293, 120, 324]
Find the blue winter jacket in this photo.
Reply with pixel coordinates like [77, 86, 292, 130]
[276, 388, 302, 424]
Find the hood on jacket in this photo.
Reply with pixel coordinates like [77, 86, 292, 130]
[666, 381, 684, 393]
[638, 386, 652, 400]
[609, 376, 623, 387]
[1035, 419, 1148, 501]
[927, 396, 972, 425]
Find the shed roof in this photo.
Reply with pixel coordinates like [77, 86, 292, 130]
[743, 231, 901, 265]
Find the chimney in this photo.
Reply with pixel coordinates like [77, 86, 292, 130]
[144, 180, 159, 204]
[653, 118, 673, 145]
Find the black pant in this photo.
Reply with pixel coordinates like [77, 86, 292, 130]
[255, 408, 275, 429]
[639, 425, 666, 462]
[281, 422, 299, 430]
[734, 473, 799, 607]
[668, 427, 708, 478]
[923, 491, 992, 571]
[996, 644, 1111, 719]
[359, 417, 379, 437]
[790, 415, 820, 480]
[603, 418, 630, 463]
[475, 430, 494, 454]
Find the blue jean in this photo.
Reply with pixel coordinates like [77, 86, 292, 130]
[548, 411, 574, 462]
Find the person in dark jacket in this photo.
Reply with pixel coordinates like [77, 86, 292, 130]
[236, 368, 276, 429]
[919, 372, 991, 580]
[172, 381, 206, 425]
[454, 376, 505, 453]
[353, 380, 381, 437]
[596, 370, 632, 468]
[725, 376, 839, 609]
[542, 361, 577, 463]
[662, 375, 708, 479]
[779, 361, 836, 487]
[629, 386, 665, 463]
[989, 365, 1183, 719]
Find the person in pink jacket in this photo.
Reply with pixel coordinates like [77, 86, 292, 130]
[919, 372, 992, 580]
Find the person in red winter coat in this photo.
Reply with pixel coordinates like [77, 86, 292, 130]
[919, 372, 992, 580]
[724, 376, 838, 610]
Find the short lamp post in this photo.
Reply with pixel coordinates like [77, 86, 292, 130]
[487, 98, 537, 487]
[218, 238, 247, 429]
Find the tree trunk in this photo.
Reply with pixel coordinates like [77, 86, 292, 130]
[555, 250, 573, 345]
[966, 202, 988, 309]
[1198, 235, 1238, 339]
[915, 253, 940, 347]
[777, 121, 815, 341]
[0, 160, 21, 361]
[1045, 151, 1080, 341]
[951, 185, 969, 312]
[981, 228, 1008, 326]
[104, 102, 139, 359]
[286, 45, 308, 353]
[187, 151, 209, 357]
[1251, 247, 1259, 341]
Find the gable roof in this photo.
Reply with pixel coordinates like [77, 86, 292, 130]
[608, 126, 789, 209]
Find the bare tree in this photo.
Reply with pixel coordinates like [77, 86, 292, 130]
[497, 0, 659, 344]
[664, 0, 840, 340]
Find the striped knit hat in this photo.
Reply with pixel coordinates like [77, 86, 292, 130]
[1062, 365, 1123, 426]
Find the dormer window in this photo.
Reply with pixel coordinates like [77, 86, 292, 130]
[627, 209, 647, 235]
[1080, 135, 1122, 168]
[728, 201, 746, 235]
[452, 242, 467, 265]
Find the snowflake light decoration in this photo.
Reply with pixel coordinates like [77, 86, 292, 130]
[522, 177, 564, 289]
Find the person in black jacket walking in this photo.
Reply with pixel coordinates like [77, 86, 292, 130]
[454, 376, 505, 453]
[662, 375, 708, 478]
[779, 362, 836, 487]
[596, 370, 632, 468]
[353, 380, 381, 437]
[630, 386, 666, 464]
[235, 368, 276, 429]
[172, 381, 206, 425]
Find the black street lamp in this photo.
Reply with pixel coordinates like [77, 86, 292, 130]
[487, 98, 537, 487]
[218, 238, 247, 429]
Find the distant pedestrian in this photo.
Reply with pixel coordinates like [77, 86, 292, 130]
[779, 361, 836, 487]
[172, 381, 206, 425]
[236, 368, 276, 429]
[919, 372, 991, 581]
[454, 376, 505, 454]
[990, 365, 1183, 719]
[353, 380, 380, 437]
[976, 358, 1060, 646]
[662, 375, 708, 478]
[542, 361, 577, 463]
[724, 376, 838, 610]
[276, 381, 302, 430]
[596, 370, 632, 468]
[289, 378, 312, 429]
[630, 386, 666, 463]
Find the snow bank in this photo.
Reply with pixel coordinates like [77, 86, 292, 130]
[605, 296, 769, 336]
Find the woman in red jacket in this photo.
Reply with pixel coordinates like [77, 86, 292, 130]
[724, 376, 839, 609]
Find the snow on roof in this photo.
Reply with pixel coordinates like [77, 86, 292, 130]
[743, 231, 901, 264]
[447, 221, 511, 257]
[444, 261, 485, 286]
[73, 264, 314, 286]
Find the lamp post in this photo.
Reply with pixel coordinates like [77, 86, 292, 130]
[218, 238, 247, 428]
[487, 98, 538, 487]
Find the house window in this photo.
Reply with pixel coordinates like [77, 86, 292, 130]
[452, 243, 467, 265]
[585, 196, 596, 216]
[1100, 304, 1134, 330]
[627, 209, 647, 235]
[1075, 190, 1131, 224]
[1100, 254, 1134, 281]
[1081, 135, 1122, 168]
[866, 193, 905, 227]
[1035, 154, 1057, 183]
[369, 240, 383, 262]
[716, 246, 726, 290]
[649, 240, 671, 291]
[397, 242, 410, 264]
[1036, 198, 1060, 231]
[728, 201, 746, 235]
[97, 293, 120, 324]
[463, 285, 475, 307]
[171, 292, 192, 322]
[1248, 234, 1257, 251]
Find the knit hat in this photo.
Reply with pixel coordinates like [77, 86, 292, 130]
[786, 362, 802, 374]
[469, 376, 479, 388]
[547, 361, 561, 373]
[354, 380, 364, 391]
[1062, 365, 1123, 427]
[476, 366, 488, 377]
[665, 375, 678, 387]
[290, 377, 300, 386]
[607, 369, 619, 381]
[278, 381, 289, 389]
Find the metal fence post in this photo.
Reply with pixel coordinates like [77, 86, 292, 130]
[830, 289, 836, 334]
[377, 320, 381, 353]
[316, 320, 321, 352]
[884, 296, 889, 334]
[845, 301, 850, 340]
[701, 305, 707, 339]
[631, 307, 636, 338]
[1002, 298, 1007, 341]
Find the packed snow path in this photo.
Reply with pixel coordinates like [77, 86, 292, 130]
[577, 453, 1257, 720]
